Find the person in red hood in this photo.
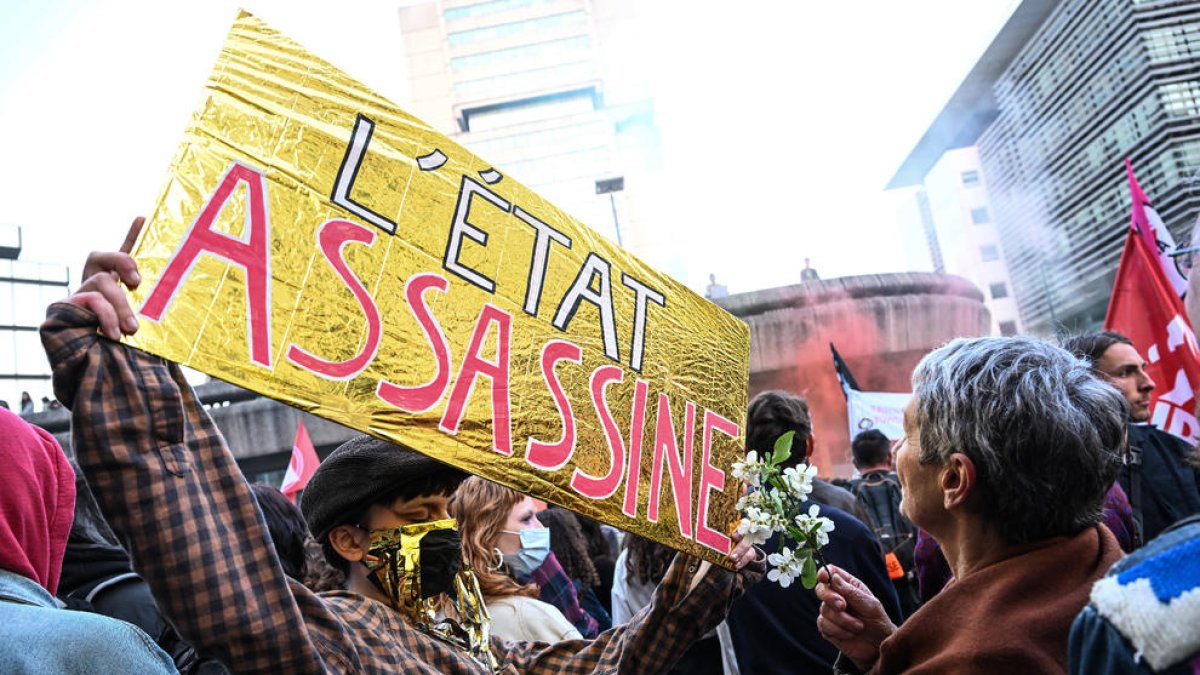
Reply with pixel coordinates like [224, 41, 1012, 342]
[0, 407, 177, 673]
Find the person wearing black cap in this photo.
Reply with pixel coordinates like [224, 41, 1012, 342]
[300, 432, 470, 589]
[45, 228, 766, 673]
[299, 434, 500, 663]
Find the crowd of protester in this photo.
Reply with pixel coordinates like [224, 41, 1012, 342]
[2, 225, 1200, 674]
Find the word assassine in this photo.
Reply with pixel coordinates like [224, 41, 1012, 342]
[136, 117, 736, 554]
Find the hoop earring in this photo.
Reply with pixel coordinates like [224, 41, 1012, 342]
[489, 547, 504, 571]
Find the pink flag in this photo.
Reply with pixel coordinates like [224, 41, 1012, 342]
[281, 420, 320, 502]
[1126, 160, 1188, 297]
[1107, 165, 1200, 443]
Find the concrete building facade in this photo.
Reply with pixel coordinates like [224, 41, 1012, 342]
[898, 147, 1024, 336]
[33, 380, 358, 488]
[891, 0, 1200, 335]
[716, 272, 991, 476]
[398, 0, 665, 257]
[0, 225, 71, 412]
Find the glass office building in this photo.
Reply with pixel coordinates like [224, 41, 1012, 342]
[980, 0, 1200, 333]
[399, 0, 666, 260]
[892, 0, 1200, 335]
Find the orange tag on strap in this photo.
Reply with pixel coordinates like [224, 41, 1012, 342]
[884, 552, 905, 580]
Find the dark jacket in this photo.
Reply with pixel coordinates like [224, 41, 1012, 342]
[59, 544, 168, 642]
[727, 505, 901, 674]
[811, 478, 872, 525]
[1122, 425, 1200, 544]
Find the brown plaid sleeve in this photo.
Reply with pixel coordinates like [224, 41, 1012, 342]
[41, 300, 763, 675]
[496, 552, 764, 673]
[42, 302, 326, 673]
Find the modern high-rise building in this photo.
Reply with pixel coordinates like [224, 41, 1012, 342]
[398, 0, 665, 258]
[890, 0, 1200, 335]
[0, 225, 71, 413]
[897, 147, 1023, 336]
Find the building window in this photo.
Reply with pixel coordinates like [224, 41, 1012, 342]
[980, 244, 1000, 262]
[455, 61, 595, 99]
[971, 207, 990, 224]
[989, 282, 1009, 299]
[999, 320, 1018, 336]
[448, 11, 587, 45]
[961, 170, 980, 187]
[444, 0, 544, 22]
[450, 35, 591, 71]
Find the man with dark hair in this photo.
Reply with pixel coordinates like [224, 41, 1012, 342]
[45, 230, 764, 673]
[745, 390, 870, 523]
[1061, 331, 1200, 545]
[725, 391, 900, 673]
[299, 435, 469, 581]
[850, 429, 891, 470]
[848, 430, 920, 619]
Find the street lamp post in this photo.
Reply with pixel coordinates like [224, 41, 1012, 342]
[595, 176, 625, 247]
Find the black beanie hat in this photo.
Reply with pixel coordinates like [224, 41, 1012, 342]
[300, 435, 468, 541]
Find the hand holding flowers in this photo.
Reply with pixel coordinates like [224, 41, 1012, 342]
[731, 431, 835, 588]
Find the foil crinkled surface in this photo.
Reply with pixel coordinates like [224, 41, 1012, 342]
[126, 11, 750, 567]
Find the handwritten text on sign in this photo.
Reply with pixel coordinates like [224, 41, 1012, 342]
[126, 12, 750, 565]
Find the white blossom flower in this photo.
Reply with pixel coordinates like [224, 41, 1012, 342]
[735, 488, 765, 511]
[759, 505, 787, 531]
[736, 516, 773, 546]
[765, 546, 806, 588]
[737, 505, 780, 545]
[766, 546, 793, 571]
[781, 463, 818, 498]
[733, 438, 837, 589]
[795, 504, 836, 547]
[731, 450, 764, 487]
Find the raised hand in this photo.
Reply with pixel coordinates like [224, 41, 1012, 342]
[69, 217, 145, 340]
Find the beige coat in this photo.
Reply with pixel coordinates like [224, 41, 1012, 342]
[487, 595, 582, 644]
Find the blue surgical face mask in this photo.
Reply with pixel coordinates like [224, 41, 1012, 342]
[501, 527, 551, 578]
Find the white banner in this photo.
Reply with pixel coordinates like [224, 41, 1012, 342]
[846, 390, 911, 441]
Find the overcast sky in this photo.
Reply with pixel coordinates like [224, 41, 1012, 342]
[0, 0, 1020, 294]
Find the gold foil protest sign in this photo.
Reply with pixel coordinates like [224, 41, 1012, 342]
[126, 11, 750, 566]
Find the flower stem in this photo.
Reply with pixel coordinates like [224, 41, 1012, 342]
[815, 548, 833, 584]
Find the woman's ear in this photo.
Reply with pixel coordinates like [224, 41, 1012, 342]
[941, 452, 977, 511]
[328, 524, 369, 563]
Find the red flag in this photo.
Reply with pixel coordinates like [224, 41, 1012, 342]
[1126, 159, 1188, 297]
[1106, 166, 1200, 443]
[281, 420, 320, 502]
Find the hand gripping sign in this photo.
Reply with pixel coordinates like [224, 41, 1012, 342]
[126, 12, 750, 566]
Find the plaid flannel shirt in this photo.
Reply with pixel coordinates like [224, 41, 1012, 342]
[524, 553, 601, 638]
[43, 302, 762, 674]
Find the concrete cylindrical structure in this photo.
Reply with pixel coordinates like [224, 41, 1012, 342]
[717, 272, 992, 476]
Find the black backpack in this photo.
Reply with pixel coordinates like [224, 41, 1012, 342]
[61, 571, 230, 674]
[850, 470, 918, 575]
